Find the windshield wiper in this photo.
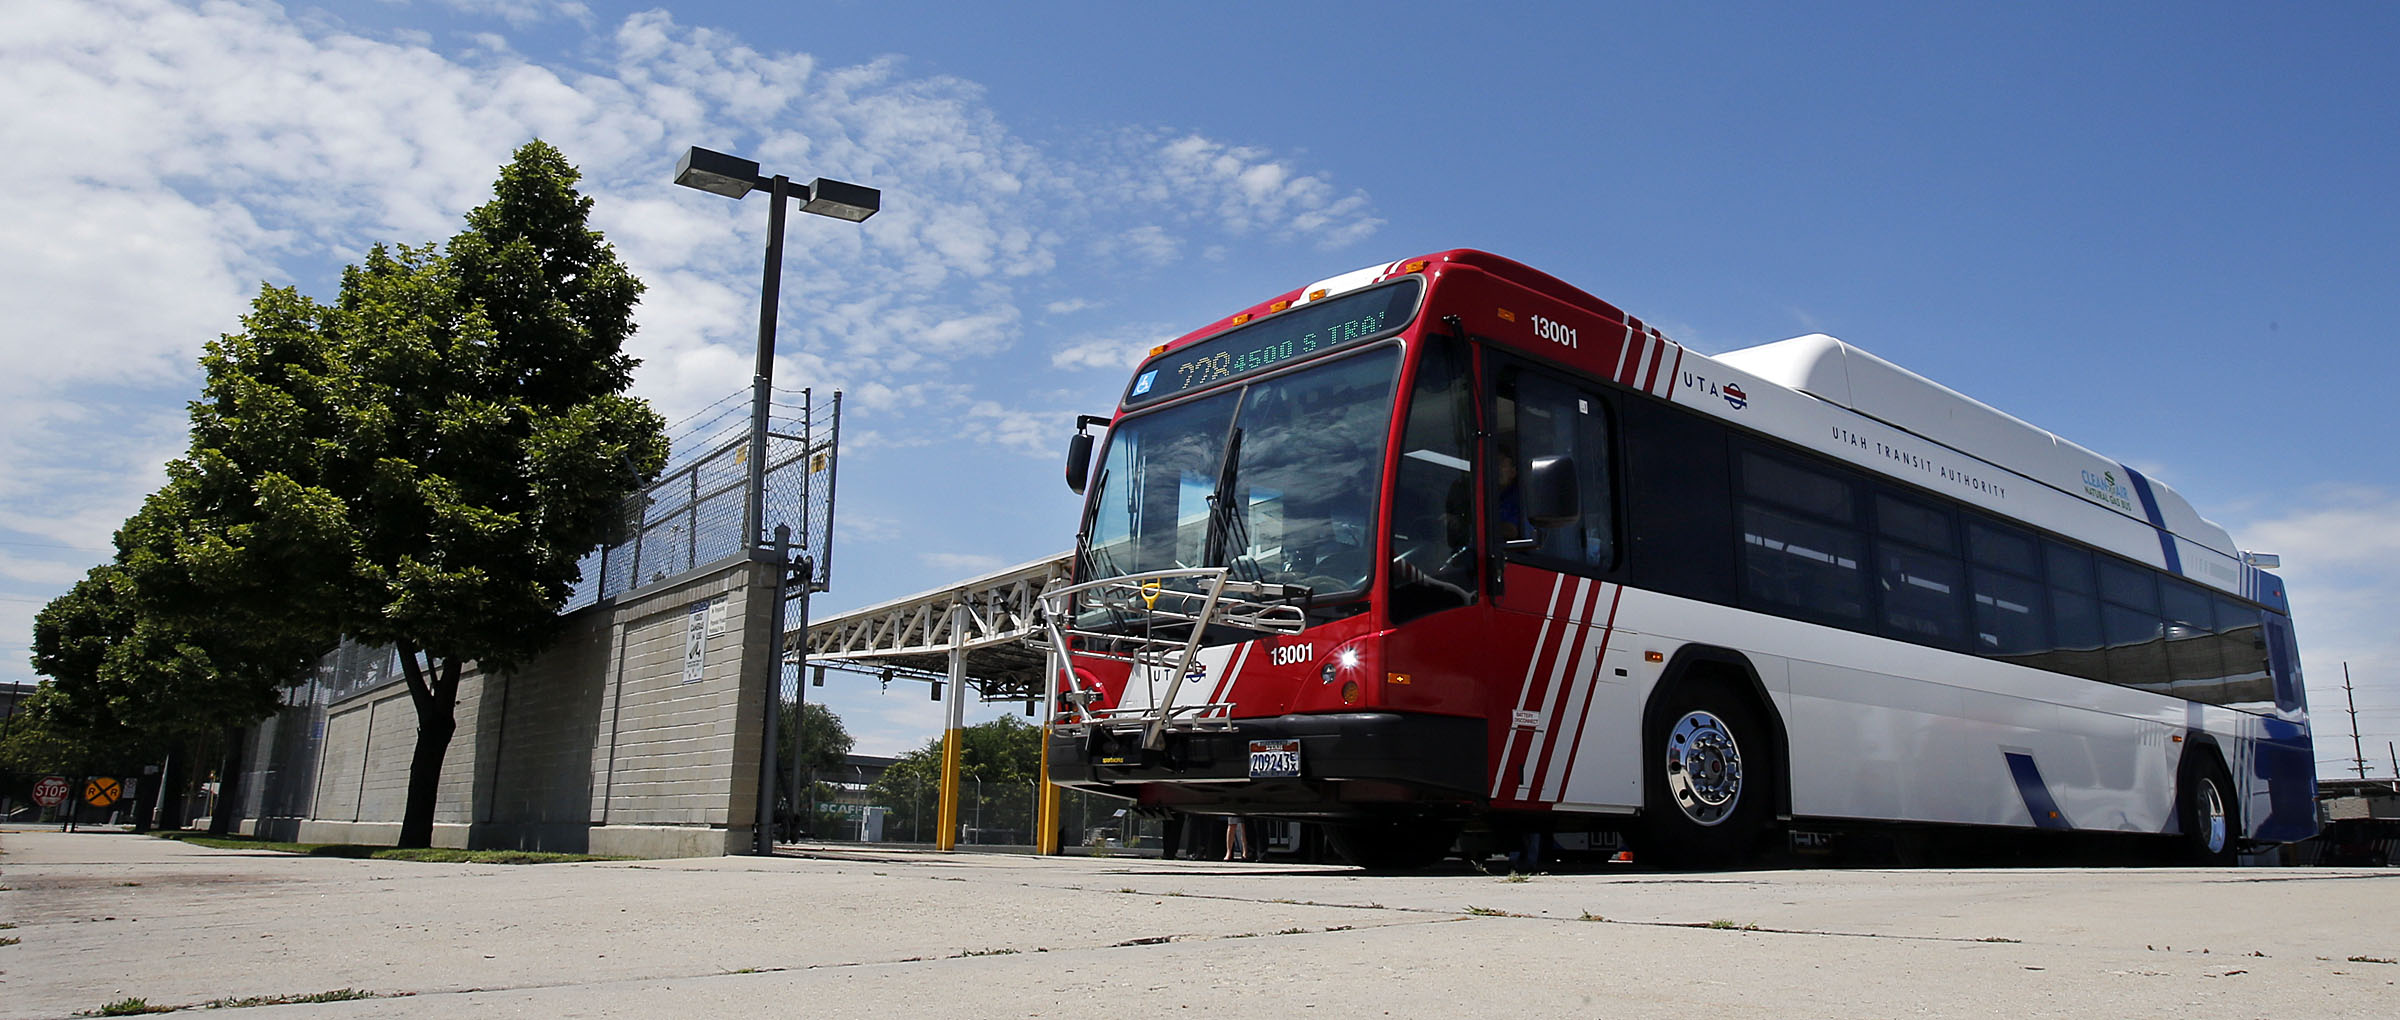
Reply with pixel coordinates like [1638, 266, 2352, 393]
[1202, 426, 1263, 583]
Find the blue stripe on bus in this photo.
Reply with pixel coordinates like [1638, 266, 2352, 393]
[2120, 465, 2183, 576]
[2253, 719, 2319, 844]
[2005, 751, 2073, 830]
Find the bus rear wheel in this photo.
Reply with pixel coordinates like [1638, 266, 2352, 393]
[1327, 819, 1457, 872]
[2173, 754, 2239, 867]
[1637, 679, 1774, 869]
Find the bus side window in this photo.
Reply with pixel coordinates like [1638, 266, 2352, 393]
[1873, 492, 1966, 648]
[1492, 367, 1614, 570]
[1965, 517, 2049, 663]
[2097, 556, 2167, 694]
[2043, 542, 2108, 684]
[1387, 336, 1476, 623]
[1736, 448, 1868, 626]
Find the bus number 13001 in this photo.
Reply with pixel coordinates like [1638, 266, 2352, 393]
[1533, 314, 1577, 349]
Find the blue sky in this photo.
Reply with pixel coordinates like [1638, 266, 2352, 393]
[3, 0, 2396, 775]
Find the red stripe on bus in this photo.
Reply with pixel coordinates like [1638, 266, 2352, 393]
[1546, 585, 1626, 800]
[1524, 581, 1609, 800]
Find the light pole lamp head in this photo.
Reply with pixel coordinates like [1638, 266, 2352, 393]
[675, 146, 763, 199]
[802, 177, 880, 222]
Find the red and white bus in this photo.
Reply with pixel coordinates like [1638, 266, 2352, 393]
[1043, 250, 2315, 868]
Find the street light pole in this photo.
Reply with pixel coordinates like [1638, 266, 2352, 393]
[746, 178, 788, 858]
[745, 174, 790, 553]
[673, 146, 878, 857]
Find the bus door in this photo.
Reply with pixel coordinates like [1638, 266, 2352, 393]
[1483, 359, 1641, 810]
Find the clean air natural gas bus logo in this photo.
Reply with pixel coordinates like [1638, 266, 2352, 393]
[2081, 469, 2135, 513]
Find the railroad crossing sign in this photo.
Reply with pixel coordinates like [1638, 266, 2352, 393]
[84, 776, 122, 808]
[30, 775, 69, 808]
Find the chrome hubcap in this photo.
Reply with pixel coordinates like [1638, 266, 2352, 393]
[2198, 779, 2228, 855]
[1666, 710, 1744, 826]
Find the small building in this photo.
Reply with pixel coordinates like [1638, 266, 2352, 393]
[2293, 778, 2400, 865]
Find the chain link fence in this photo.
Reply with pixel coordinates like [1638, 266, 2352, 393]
[568, 386, 839, 609]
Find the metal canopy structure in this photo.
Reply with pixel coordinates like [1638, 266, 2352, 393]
[794, 551, 1075, 853]
[797, 552, 1072, 702]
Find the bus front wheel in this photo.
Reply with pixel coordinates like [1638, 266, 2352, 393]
[1637, 679, 1774, 869]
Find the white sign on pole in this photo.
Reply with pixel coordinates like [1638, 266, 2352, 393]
[684, 601, 708, 683]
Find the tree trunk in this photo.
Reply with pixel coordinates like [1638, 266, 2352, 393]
[396, 644, 461, 849]
[208, 725, 242, 836]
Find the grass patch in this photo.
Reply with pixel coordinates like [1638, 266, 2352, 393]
[1578, 911, 1605, 922]
[83, 999, 172, 1016]
[2348, 955, 2398, 965]
[0, 936, 20, 947]
[152, 831, 624, 865]
[78, 989, 401, 1015]
[1704, 919, 1760, 931]
[202, 989, 383, 1008]
[1501, 872, 1532, 883]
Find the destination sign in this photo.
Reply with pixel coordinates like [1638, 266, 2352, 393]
[1123, 279, 1422, 408]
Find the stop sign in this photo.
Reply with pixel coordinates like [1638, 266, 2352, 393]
[30, 775, 70, 807]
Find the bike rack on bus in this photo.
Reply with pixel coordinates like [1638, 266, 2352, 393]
[1034, 567, 1308, 751]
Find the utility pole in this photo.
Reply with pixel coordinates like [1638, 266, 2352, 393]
[2343, 663, 2368, 781]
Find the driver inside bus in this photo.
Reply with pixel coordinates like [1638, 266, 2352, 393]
[1495, 444, 1528, 544]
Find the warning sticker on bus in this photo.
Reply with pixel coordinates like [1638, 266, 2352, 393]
[1248, 739, 1301, 779]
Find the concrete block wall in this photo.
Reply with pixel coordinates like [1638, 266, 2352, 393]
[283, 557, 776, 857]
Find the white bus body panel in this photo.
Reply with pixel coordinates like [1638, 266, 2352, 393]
[1688, 336, 2247, 595]
[1580, 586, 2275, 836]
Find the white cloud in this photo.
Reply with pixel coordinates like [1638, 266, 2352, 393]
[1102, 225, 1180, 266]
[1050, 328, 1170, 373]
[0, 0, 1382, 688]
[1126, 133, 1382, 249]
[430, 1, 592, 29]
[919, 551, 1005, 575]
[2223, 486, 2400, 775]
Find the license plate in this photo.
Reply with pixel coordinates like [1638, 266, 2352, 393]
[1248, 739, 1301, 778]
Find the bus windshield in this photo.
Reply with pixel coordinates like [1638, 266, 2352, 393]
[1081, 346, 1401, 611]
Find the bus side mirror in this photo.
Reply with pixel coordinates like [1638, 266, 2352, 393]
[1065, 414, 1109, 495]
[1525, 455, 1580, 527]
[1065, 431, 1094, 494]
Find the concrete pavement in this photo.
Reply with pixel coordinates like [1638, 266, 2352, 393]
[2, 828, 2395, 1018]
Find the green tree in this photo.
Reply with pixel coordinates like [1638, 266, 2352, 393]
[28, 557, 313, 830]
[132, 140, 663, 847]
[323, 142, 665, 847]
[777, 701, 854, 836]
[865, 716, 1044, 842]
[0, 687, 148, 779]
[780, 700, 855, 772]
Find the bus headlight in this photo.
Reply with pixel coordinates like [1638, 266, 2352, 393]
[1319, 642, 1368, 685]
